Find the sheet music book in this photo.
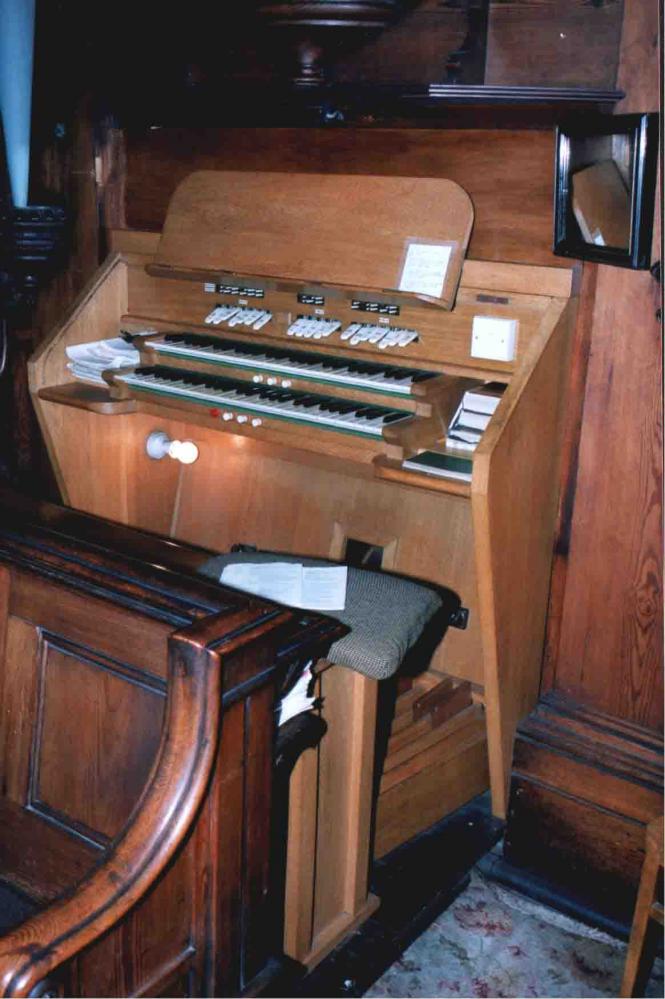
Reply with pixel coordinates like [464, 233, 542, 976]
[220, 562, 347, 611]
[66, 337, 139, 384]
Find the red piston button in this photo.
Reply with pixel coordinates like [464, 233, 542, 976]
[209, 408, 221, 417]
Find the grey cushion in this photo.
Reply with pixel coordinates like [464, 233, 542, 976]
[199, 552, 442, 681]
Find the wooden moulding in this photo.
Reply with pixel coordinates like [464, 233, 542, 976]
[148, 171, 474, 311]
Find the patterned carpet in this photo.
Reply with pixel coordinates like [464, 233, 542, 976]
[365, 870, 664, 998]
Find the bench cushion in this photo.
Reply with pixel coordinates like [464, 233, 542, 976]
[199, 553, 444, 681]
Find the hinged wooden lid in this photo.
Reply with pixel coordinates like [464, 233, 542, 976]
[149, 170, 474, 310]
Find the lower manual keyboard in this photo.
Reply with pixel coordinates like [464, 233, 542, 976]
[112, 365, 411, 438]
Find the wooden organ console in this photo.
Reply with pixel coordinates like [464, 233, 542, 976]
[29, 170, 576, 968]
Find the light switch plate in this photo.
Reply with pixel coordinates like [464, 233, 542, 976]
[470, 316, 518, 362]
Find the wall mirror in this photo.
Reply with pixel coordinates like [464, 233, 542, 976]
[553, 112, 658, 269]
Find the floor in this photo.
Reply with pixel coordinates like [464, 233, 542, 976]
[365, 868, 664, 999]
[294, 794, 663, 999]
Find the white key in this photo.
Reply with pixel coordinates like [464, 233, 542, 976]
[341, 323, 362, 341]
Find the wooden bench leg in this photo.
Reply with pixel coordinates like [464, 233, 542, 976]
[283, 666, 380, 969]
[621, 817, 664, 998]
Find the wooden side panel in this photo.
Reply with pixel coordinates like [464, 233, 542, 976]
[1, 615, 40, 805]
[375, 737, 489, 859]
[75, 845, 195, 998]
[33, 639, 165, 840]
[28, 256, 129, 505]
[473, 299, 574, 816]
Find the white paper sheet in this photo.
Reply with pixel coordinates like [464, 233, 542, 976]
[220, 562, 347, 611]
[398, 242, 452, 299]
[279, 661, 316, 726]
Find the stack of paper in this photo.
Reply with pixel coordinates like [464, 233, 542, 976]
[446, 384, 504, 452]
[66, 337, 139, 385]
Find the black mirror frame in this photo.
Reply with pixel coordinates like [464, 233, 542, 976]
[553, 112, 659, 270]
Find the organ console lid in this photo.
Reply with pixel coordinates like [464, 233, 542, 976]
[147, 170, 474, 311]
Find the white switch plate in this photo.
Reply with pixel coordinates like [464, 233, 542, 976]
[470, 316, 518, 362]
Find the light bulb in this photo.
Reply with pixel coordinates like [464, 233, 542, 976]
[167, 439, 199, 465]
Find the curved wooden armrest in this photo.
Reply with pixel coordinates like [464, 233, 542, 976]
[0, 624, 223, 998]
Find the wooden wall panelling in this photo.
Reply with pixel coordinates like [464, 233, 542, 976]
[123, 127, 562, 268]
[485, 0, 623, 88]
[499, 0, 663, 924]
[333, 1, 475, 84]
[551, 264, 663, 728]
[473, 297, 574, 815]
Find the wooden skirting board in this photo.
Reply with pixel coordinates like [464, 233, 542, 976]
[503, 691, 663, 924]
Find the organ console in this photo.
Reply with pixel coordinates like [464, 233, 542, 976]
[28, 169, 576, 969]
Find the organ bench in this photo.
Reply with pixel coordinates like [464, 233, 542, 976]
[28, 169, 577, 966]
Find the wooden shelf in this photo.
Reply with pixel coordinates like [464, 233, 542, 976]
[38, 383, 137, 415]
[372, 455, 471, 498]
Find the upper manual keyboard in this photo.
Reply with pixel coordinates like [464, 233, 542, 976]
[141, 333, 438, 397]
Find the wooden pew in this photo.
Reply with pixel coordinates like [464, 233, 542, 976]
[0, 487, 343, 998]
